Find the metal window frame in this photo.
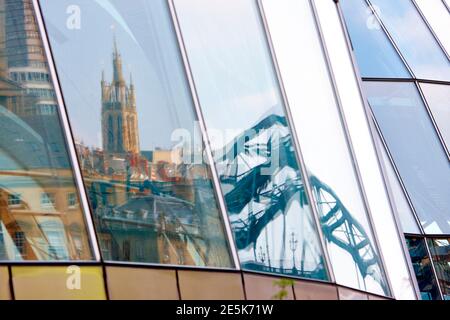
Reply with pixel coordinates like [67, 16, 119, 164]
[334, 0, 422, 299]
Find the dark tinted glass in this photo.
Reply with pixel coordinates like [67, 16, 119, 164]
[427, 238, 450, 300]
[406, 237, 441, 300]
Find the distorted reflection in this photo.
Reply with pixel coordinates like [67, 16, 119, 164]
[427, 238, 450, 300]
[405, 237, 441, 300]
[262, 0, 389, 295]
[0, 0, 93, 261]
[174, 0, 328, 280]
[41, 0, 233, 267]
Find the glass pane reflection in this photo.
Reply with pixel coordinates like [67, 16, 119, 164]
[365, 81, 450, 234]
[369, 0, 450, 81]
[340, 0, 411, 78]
[0, 0, 94, 261]
[173, 0, 328, 280]
[262, 0, 388, 295]
[420, 83, 450, 156]
[427, 238, 450, 300]
[41, 0, 233, 267]
[405, 237, 441, 300]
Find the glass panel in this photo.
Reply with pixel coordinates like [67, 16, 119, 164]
[369, 0, 450, 81]
[415, 0, 450, 56]
[0, 0, 93, 261]
[40, 0, 233, 267]
[427, 238, 450, 299]
[364, 81, 450, 234]
[405, 237, 441, 300]
[313, 0, 417, 299]
[420, 83, 450, 155]
[340, 0, 411, 78]
[173, 0, 328, 280]
[262, 0, 388, 295]
[373, 129, 421, 234]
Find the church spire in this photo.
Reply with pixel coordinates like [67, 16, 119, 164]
[112, 34, 124, 84]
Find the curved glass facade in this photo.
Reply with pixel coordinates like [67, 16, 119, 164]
[1, 0, 449, 300]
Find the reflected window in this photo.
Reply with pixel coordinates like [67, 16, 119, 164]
[420, 83, 450, 156]
[405, 237, 441, 300]
[427, 238, 450, 300]
[173, 0, 328, 280]
[41, 0, 233, 267]
[340, 0, 411, 78]
[364, 82, 450, 234]
[369, 0, 450, 81]
[0, 0, 94, 261]
[261, 0, 388, 295]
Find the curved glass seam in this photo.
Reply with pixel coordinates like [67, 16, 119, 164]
[172, 0, 329, 281]
[40, 0, 234, 268]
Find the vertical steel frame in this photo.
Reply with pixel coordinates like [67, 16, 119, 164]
[167, 0, 241, 269]
[256, 0, 335, 283]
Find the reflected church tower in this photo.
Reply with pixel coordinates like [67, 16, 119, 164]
[101, 37, 140, 155]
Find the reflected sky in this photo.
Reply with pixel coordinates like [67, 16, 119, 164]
[420, 83, 450, 155]
[41, 0, 198, 150]
[340, 0, 411, 78]
[369, 0, 450, 81]
[365, 81, 450, 235]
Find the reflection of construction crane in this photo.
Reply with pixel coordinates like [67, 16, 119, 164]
[216, 112, 386, 290]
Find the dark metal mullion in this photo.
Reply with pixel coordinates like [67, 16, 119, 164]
[361, 77, 450, 86]
[365, 0, 416, 79]
[443, 0, 450, 14]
